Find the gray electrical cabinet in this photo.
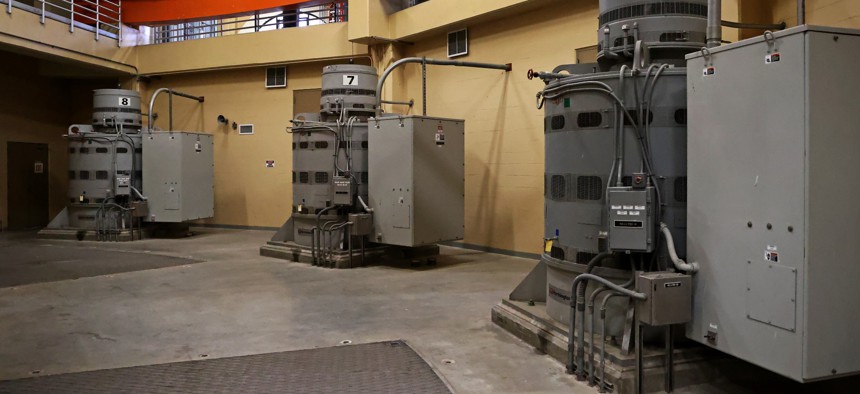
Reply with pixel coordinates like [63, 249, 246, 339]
[368, 116, 465, 247]
[608, 186, 656, 253]
[143, 132, 215, 223]
[686, 26, 860, 382]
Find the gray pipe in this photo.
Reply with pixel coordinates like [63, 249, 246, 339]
[148, 88, 205, 131]
[599, 292, 629, 393]
[374, 57, 511, 117]
[568, 273, 646, 376]
[615, 66, 629, 187]
[660, 223, 699, 273]
[707, 0, 722, 48]
[798, 0, 805, 25]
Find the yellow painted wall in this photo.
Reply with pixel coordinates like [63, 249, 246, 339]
[769, 0, 860, 28]
[0, 53, 116, 230]
[140, 60, 370, 228]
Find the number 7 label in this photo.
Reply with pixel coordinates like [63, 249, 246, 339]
[343, 75, 358, 86]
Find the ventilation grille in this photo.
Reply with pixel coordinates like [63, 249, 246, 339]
[92, 107, 141, 114]
[69, 171, 76, 180]
[674, 109, 688, 125]
[96, 147, 109, 153]
[447, 29, 469, 58]
[322, 88, 376, 97]
[550, 175, 567, 200]
[79, 171, 90, 180]
[299, 172, 310, 184]
[674, 177, 688, 202]
[96, 171, 109, 180]
[576, 251, 599, 264]
[577, 112, 603, 128]
[550, 246, 565, 260]
[79, 148, 90, 154]
[599, 2, 708, 25]
[550, 115, 566, 130]
[315, 172, 330, 184]
[660, 31, 690, 42]
[546, 174, 607, 202]
[266, 66, 287, 88]
[613, 36, 635, 47]
[117, 147, 129, 153]
[577, 176, 603, 201]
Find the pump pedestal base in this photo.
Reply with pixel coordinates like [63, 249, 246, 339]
[260, 240, 440, 269]
[492, 299, 749, 393]
[38, 223, 192, 242]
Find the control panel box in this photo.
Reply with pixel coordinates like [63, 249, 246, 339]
[636, 272, 692, 326]
[368, 116, 464, 247]
[608, 186, 656, 252]
[115, 174, 131, 196]
[332, 176, 353, 206]
[143, 132, 214, 223]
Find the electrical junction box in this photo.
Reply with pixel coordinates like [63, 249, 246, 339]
[686, 26, 860, 381]
[115, 174, 131, 196]
[142, 132, 214, 223]
[608, 186, 656, 252]
[348, 213, 373, 236]
[368, 115, 464, 247]
[332, 176, 352, 206]
[635, 272, 692, 326]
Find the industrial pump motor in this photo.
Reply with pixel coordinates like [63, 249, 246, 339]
[65, 89, 145, 236]
[42, 87, 214, 241]
[287, 64, 378, 262]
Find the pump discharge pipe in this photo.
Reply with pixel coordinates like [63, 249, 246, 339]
[148, 88, 205, 131]
[374, 57, 512, 118]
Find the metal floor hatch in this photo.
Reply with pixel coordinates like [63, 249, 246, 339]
[0, 340, 452, 394]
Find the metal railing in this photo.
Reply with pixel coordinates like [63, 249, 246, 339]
[2, 0, 122, 45]
[150, 1, 347, 44]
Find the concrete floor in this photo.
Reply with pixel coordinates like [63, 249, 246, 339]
[0, 229, 584, 393]
[1, 228, 857, 393]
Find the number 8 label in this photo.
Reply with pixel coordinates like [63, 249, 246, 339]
[118, 97, 131, 106]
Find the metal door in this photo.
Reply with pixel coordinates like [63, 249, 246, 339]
[7, 142, 50, 230]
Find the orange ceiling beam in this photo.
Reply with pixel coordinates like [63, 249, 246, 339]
[121, 0, 314, 25]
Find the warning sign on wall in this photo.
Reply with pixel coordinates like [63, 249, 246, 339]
[265, 160, 275, 168]
[34, 161, 44, 174]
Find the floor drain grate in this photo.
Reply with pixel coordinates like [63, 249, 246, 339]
[0, 340, 452, 394]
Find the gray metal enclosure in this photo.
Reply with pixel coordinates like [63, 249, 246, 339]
[368, 116, 464, 247]
[686, 26, 860, 382]
[142, 132, 215, 223]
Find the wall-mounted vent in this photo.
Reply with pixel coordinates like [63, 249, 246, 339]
[239, 124, 254, 135]
[447, 29, 469, 58]
[266, 67, 287, 88]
